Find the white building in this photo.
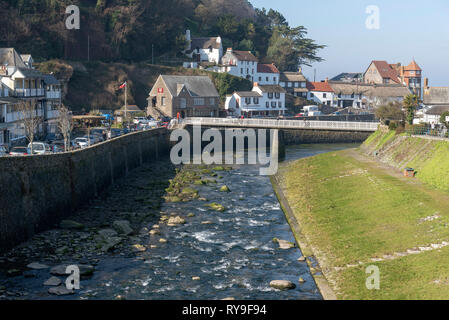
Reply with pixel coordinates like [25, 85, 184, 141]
[225, 83, 286, 117]
[0, 48, 61, 146]
[255, 63, 280, 85]
[220, 48, 258, 82]
[306, 80, 335, 106]
[184, 30, 223, 64]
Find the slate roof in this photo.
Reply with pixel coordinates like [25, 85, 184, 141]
[257, 85, 286, 93]
[330, 72, 363, 82]
[425, 105, 449, 115]
[161, 75, 219, 97]
[0, 48, 27, 68]
[43, 74, 60, 85]
[229, 50, 258, 62]
[234, 91, 262, 97]
[329, 81, 411, 97]
[423, 87, 449, 105]
[190, 37, 221, 50]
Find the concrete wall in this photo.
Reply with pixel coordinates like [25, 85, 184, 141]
[0, 128, 169, 252]
[283, 129, 371, 145]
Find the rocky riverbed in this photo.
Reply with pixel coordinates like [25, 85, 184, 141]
[0, 156, 322, 300]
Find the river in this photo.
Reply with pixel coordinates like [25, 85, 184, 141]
[0, 143, 357, 300]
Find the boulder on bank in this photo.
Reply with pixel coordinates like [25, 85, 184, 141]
[272, 238, 295, 249]
[113, 220, 133, 235]
[269, 280, 296, 290]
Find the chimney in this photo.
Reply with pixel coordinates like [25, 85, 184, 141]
[253, 82, 259, 87]
[186, 30, 191, 51]
[424, 77, 429, 89]
[216, 36, 222, 44]
[325, 77, 329, 83]
[227, 48, 233, 53]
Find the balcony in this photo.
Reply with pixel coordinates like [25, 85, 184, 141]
[12, 88, 45, 97]
[46, 91, 61, 99]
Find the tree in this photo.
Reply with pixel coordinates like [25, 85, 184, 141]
[57, 104, 73, 152]
[375, 102, 405, 124]
[17, 99, 42, 153]
[440, 111, 449, 129]
[403, 94, 419, 125]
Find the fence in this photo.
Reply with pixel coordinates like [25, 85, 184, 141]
[182, 117, 379, 132]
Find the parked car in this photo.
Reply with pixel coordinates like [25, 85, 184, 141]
[28, 142, 52, 155]
[133, 117, 151, 125]
[110, 128, 122, 138]
[74, 137, 90, 148]
[9, 146, 30, 156]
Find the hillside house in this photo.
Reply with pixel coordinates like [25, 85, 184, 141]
[256, 64, 280, 85]
[220, 48, 258, 82]
[184, 30, 223, 64]
[147, 75, 219, 118]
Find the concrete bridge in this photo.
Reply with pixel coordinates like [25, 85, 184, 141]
[181, 117, 379, 132]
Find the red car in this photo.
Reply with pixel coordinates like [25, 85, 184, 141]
[9, 146, 29, 156]
[294, 113, 305, 118]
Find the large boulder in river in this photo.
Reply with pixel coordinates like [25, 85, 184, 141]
[269, 280, 296, 290]
[273, 238, 295, 249]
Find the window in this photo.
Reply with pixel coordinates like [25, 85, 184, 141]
[254, 97, 259, 104]
[301, 82, 306, 88]
[210, 98, 215, 105]
[287, 82, 292, 87]
[241, 68, 243, 74]
[258, 77, 262, 81]
[245, 97, 251, 105]
[266, 77, 269, 81]
[266, 102, 269, 108]
[268, 92, 273, 99]
[294, 82, 299, 87]
[278, 102, 282, 108]
[273, 77, 276, 82]
[271, 101, 276, 108]
[180, 98, 186, 108]
[161, 96, 166, 106]
[275, 92, 280, 99]
[338, 93, 342, 98]
[323, 93, 327, 98]
[194, 98, 204, 105]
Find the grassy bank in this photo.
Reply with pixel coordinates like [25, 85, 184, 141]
[277, 139, 449, 299]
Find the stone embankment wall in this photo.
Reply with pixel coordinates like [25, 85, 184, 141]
[283, 129, 371, 145]
[0, 128, 170, 252]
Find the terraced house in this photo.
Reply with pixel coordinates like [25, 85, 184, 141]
[147, 75, 219, 119]
[0, 48, 61, 146]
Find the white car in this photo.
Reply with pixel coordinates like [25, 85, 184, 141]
[74, 137, 90, 148]
[28, 142, 52, 155]
[133, 117, 151, 125]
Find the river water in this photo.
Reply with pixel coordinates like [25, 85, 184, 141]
[0, 143, 356, 300]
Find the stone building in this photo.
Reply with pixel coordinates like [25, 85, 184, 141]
[147, 75, 219, 119]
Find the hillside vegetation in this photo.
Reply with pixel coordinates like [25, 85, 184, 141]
[36, 60, 251, 111]
[362, 129, 449, 192]
[0, 0, 324, 71]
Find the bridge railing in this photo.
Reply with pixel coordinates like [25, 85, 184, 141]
[182, 117, 379, 132]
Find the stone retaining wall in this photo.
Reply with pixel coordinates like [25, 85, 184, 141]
[0, 128, 170, 252]
[283, 129, 371, 145]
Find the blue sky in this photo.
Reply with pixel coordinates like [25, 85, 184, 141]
[250, 0, 449, 86]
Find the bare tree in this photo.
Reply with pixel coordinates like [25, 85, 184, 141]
[57, 104, 73, 152]
[16, 99, 42, 154]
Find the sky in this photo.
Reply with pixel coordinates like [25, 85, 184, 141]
[250, 0, 449, 86]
